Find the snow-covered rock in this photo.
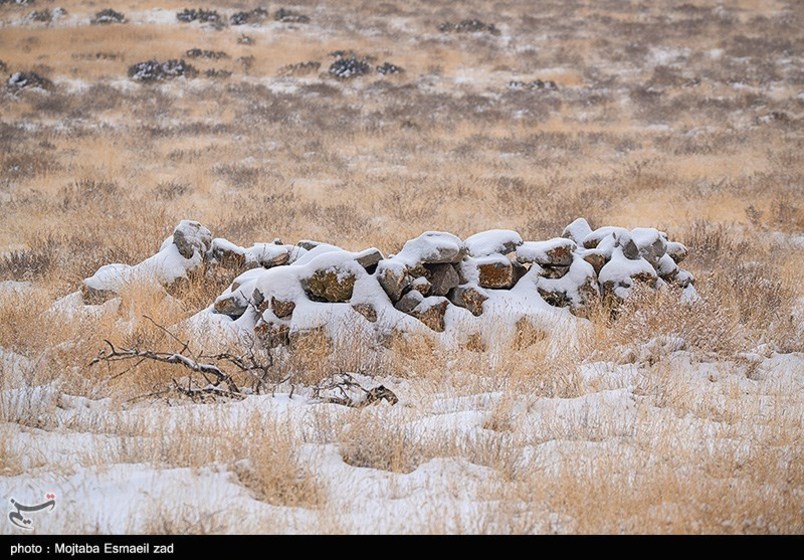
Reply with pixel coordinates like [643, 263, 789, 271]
[79, 219, 697, 348]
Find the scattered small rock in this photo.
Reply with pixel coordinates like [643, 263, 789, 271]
[376, 62, 404, 75]
[29, 9, 53, 22]
[205, 69, 232, 79]
[508, 79, 558, 91]
[176, 8, 221, 24]
[329, 56, 373, 79]
[128, 60, 198, 82]
[6, 71, 53, 91]
[91, 8, 125, 24]
[186, 48, 229, 60]
[275, 8, 309, 23]
[438, 19, 499, 35]
[230, 7, 268, 25]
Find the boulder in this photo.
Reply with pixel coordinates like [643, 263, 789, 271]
[271, 297, 296, 318]
[614, 232, 640, 260]
[537, 287, 571, 308]
[377, 264, 410, 302]
[599, 248, 657, 299]
[581, 250, 608, 275]
[538, 265, 569, 279]
[666, 241, 688, 264]
[410, 276, 432, 296]
[512, 260, 528, 284]
[354, 248, 383, 272]
[476, 256, 515, 289]
[213, 290, 249, 318]
[395, 231, 465, 265]
[395, 290, 424, 314]
[674, 270, 694, 288]
[410, 298, 450, 332]
[246, 244, 292, 269]
[352, 303, 377, 322]
[562, 218, 593, 244]
[425, 263, 460, 296]
[582, 227, 630, 249]
[631, 228, 667, 266]
[301, 268, 356, 303]
[537, 258, 599, 310]
[516, 238, 576, 266]
[173, 220, 212, 259]
[656, 254, 678, 282]
[448, 285, 488, 316]
[464, 229, 522, 257]
[211, 238, 246, 269]
[298, 240, 324, 251]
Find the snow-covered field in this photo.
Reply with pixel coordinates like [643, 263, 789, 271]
[1, 0, 802, 534]
[3, 348, 802, 533]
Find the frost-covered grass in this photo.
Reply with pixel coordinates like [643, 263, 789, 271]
[1, 0, 802, 534]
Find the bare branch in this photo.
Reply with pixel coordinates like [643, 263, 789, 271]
[93, 340, 239, 394]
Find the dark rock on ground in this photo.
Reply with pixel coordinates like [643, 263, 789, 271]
[438, 19, 500, 35]
[329, 57, 373, 79]
[7, 72, 53, 91]
[377, 62, 404, 75]
[230, 7, 268, 26]
[128, 60, 198, 81]
[205, 69, 232, 79]
[275, 8, 309, 23]
[176, 8, 221, 24]
[186, 48, 229, 60]
[92, 8, 125, 24]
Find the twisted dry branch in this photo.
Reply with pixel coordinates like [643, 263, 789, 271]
[91, 339, 240, 394]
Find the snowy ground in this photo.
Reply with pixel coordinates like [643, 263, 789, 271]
[2, 344, 802, 534]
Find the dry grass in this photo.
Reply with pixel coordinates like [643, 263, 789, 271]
[0, 0, 802, 535]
